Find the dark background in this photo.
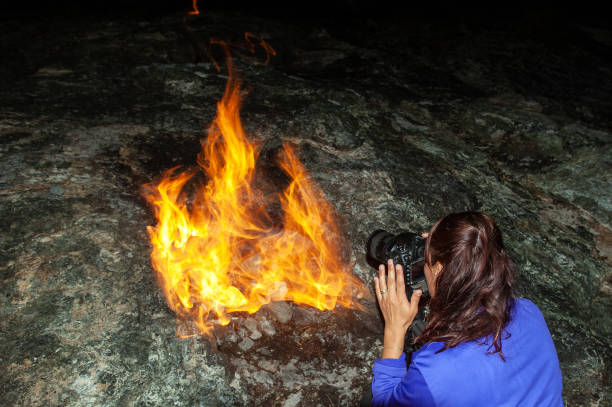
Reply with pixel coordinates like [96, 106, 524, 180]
[1, 0, 609, 26]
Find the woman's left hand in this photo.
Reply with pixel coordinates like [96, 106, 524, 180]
[374, 258, 422, 358]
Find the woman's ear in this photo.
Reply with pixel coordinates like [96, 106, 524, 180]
[434, 262, 443, 276]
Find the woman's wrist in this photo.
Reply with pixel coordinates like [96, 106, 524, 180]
[382, 328, 407, 359]
[383, 334, 405, 350]
[381, 344, 404, 359]
[384, 325, 409, 341]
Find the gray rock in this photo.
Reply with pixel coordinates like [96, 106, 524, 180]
[259, 320, 277, 337]
[293, 306, 318, 326]
[282, 391, 303, 407]
[266, 301, 293, 324]
[48, 186, 64, 196]
[244, 318, 263, 340]
[0, 10, 610, 407]
[238, 337, 255, 352]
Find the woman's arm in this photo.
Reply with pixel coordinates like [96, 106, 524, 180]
[372, 355, 436, 407]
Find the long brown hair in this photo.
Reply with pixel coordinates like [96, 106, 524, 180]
[416, 212, 515, 359]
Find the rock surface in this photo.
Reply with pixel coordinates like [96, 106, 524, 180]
[1, 10, 610, 406]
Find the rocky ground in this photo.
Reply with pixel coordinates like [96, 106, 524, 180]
[0, 9, 610, 406]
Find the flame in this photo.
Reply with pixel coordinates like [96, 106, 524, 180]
[188, 0, 199, 15]
[144, 66, 365, 335]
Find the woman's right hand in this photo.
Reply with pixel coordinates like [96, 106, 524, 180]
[374, 259, 422, 358]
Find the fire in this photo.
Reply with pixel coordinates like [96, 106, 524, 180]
[144, 64, 366, 335]
[188, 0, 199, 15]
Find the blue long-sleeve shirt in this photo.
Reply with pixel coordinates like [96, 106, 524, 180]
[372, 298, 563, 406]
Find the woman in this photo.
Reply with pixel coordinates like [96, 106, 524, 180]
[371, 212, 563, 406]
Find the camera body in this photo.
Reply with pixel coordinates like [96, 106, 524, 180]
[366, 230, 430, 340]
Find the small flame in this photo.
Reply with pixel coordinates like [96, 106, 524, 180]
[188, 0, 199, 15]
[144, 61, 365, 335]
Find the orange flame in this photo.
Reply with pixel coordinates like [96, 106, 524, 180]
[188, 0, 199, 15]
[144, 65, 366, 335]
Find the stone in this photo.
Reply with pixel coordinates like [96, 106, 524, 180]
[259, 320, 276, 336]
[238, 337, 255, 352]
[266, 301, 293, 324]
[244, 318, 263, 340]
[293, 306, 318, 326]
[48, 186, 64, 196]
[0, 8, 610, 407]
[282, 391, 303, 407]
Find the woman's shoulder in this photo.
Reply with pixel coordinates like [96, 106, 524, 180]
[511, 297, 546, 322]
[513, 297, 537, 310]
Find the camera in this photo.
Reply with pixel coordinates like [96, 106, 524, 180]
[366, 230, 430, 339]
[366, 230, 429, 297]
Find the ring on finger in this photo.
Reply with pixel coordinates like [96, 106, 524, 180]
[380, 289, 387, 295]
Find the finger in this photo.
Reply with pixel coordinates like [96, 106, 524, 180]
[409, 289, 423, 315]
[378, 264, 387, 291]
[387, 259, 396, 290]
[374, 277, 382, 303]
[395, 264, 407, 300]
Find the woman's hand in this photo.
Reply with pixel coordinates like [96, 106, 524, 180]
[374, 258, 422, 359]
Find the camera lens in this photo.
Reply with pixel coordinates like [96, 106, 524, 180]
[366, 230, 393, 264]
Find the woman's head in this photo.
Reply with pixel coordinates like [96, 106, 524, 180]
[417, 212, 515, 359]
